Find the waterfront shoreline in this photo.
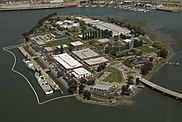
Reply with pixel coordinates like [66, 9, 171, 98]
[142, 24, 175, 81]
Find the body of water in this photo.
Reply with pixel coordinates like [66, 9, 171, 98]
[0, 7, 182, 122]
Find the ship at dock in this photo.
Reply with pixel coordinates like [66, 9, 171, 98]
[22, 59, 35, 71]
[35, 72, 53, 95]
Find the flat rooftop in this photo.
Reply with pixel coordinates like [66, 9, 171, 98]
[70, 41, 84, 47]
[72, 67, 91, 78]
[92, 82, 114, 91]
[91, 21, 130, 36]
[72, 48, 99, 60]
[53, 53, 82, 70]
[85, 57, 108, 66]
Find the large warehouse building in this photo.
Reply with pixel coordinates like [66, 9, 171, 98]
[53, 53, 82, 71]
[72, 48, 99, 60]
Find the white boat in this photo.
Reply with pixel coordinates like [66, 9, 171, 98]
[22, 59, 35, 71]
[35, 72, 53, 95]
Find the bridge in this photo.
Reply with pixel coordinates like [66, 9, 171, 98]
[139, 77, 182, 100]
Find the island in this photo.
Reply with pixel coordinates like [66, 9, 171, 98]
[14, 13, 172, 106]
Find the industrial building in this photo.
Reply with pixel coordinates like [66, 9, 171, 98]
[72, 48, 99, 60]
[72, 67, 92, 79]
[76, 17, 130, 36]
[53, 53, 82, 71]
[84, 57, 109, 67]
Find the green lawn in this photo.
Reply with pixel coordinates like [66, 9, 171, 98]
[104, 67, 123, 83]
[46, 38, 71, 47]
[137, 46, 158, 53]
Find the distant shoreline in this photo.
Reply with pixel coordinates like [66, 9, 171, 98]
[0, 3, 77, 12]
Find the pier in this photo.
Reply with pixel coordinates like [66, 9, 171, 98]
[139, 77, 182, 100]
[18, 46, 60, 91]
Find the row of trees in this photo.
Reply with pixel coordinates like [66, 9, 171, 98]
[140, 62, 153, 76]
[82, 29, 112, 40]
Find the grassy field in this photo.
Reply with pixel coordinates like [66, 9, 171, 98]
[46, 38, 71, 47]
[104, 67, 123, 83]
[137, 45, 158, 53]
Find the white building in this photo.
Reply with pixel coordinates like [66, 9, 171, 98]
[53, 53, 82, 70]
[72, 68, 92, 78]
[97, 38, 110, 43]
[56, 20, 80, 29]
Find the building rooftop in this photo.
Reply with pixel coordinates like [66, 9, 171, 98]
[45, 47, 53, 52]
[70, 41, 84, 47]
[72, 48, 99, 60]
[72, 68, 91, 78]
[97, 38, 110, 43]
[53, 53, 82, 70]
[85, 57, 108, 66]
[123, 39, 132, 43]
[91, 21, 130, 36]
[92, 82, 114, 91]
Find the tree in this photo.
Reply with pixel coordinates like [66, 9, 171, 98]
[80, 78, 87, 84]
[60, 45, 63, 54]
[135, 77, 140, 85]
[83, 91, 91, 100]
[68, 83, 77, 94]
[140, 62, 153, 76]
[68, 79, 78, 94]
[86, 79, 95, 85]
[97, 64, 106, 72]
[79, 84, 85, 94]
[121, 85, 130, 96]
[157, 48, 168, 58]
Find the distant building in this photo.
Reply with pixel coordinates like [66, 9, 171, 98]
[44, 47, 54, 54]
[76, 17, 130, 36]
[56, 20, 80, 30]
[70, 41, 84, 50]
[53, 53, 82, 71]
[84, 57, 109, 67]
[97, 38, 110, 43]
[50, 0, 64, 4]
[72, 68, 92, 79]
[123, 38, 134, 49]
[72, 48, 99, 60]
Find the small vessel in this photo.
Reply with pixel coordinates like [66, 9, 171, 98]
[35, 72, 53, 95]
[22, 59, 35, 71]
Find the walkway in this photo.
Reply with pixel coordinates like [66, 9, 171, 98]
[139, 77, 182, 100]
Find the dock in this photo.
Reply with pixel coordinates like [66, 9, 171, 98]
[139, 77, 182, 100]
[18, 46, 60, 91]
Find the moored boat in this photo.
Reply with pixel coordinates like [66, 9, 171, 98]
[22, 59, 35, 71]
[35, 72, 53, 95]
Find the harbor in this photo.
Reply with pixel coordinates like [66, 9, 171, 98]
[18, 46, 61, 93]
